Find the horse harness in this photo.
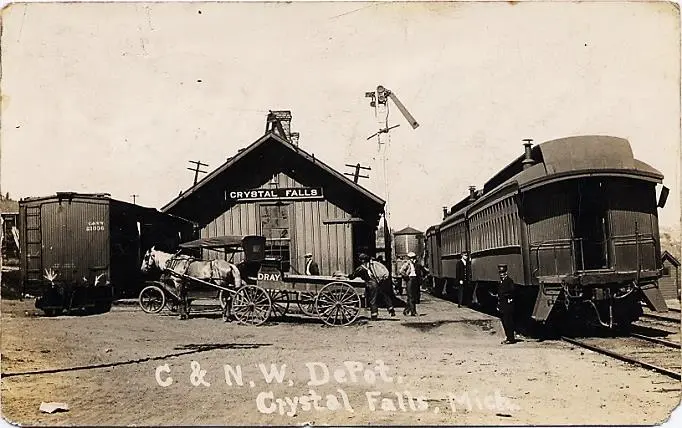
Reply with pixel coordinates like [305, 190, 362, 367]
[163, 254, 223, 283]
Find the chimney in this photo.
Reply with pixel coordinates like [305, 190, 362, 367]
[442, 206, 448, 218]
[522, 139, 535, 170]
[468, 186, 477, 201]
[269, 110, 292, 141]
[290, 132, 300, 146]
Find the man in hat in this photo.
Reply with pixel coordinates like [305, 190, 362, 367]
[456, 252, 470, 308]
[304, 253, 320, 276]
[399, 251, 427, 316]
[348, 253, 395, 320]
[497, 264, 517, 344]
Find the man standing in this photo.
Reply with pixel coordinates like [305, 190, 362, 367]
[456, 252, 470, 308]
[400, 252, 424, 316]
[348, 253, 395, 320]
[497, 264, 517, 344]
[304, 253, 320, 276]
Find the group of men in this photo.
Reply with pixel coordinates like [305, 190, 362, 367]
[303, 251, 516, 344]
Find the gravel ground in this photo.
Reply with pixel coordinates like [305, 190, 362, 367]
[1, 294, 680, 425]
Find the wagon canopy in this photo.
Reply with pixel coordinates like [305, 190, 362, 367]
[179, 235, 263, 251]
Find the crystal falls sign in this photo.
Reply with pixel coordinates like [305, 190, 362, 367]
[227, 188, 324, 202]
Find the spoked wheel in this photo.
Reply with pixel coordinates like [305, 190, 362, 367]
[315, 282, 361, 326]
[268, 290, 290, 319]
[232, 285, 272, 326]
[139, 285, 166, 314]
[297, 292, 317, 316]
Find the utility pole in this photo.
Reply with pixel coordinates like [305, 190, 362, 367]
[344, 163, 371, 183]
[131, 194, 139, 205]
[187, 160, 209, 186]
[365, 85, 419, 268]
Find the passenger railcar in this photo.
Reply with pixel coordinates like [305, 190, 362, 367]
[425, 136, 670, 327]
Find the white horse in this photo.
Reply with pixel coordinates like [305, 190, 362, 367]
[141, 247, 242, 319]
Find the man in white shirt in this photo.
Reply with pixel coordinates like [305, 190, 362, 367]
[399, 252, 424, 316]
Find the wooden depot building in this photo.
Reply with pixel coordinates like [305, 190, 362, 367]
[161, 111, 386, 275]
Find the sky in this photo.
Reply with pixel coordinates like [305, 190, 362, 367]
[1, 1, 680, 233]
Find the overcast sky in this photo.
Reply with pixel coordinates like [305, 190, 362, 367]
[1, 1, 679, 232]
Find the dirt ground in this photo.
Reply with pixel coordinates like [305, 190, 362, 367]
[1, 293, 680, 426]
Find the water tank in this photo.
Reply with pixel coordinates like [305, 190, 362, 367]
[393, 226, 424, 259]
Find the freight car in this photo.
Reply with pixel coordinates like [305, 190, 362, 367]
[19, 192, 196, 315]
[425, 136, 670, 328]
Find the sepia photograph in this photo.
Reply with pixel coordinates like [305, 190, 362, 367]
[0, 1, 680, 425]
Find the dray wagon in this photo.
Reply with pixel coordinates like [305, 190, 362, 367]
[138, 235, 366, 326]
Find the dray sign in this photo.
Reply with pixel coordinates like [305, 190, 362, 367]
[227, 187, 324, 202]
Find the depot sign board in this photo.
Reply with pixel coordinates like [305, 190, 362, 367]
[227, 187, 324, 202]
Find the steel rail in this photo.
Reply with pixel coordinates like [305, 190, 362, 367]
[561, 336, 681, 380]
[641, 313, 681, 323]
[629, 333, 681, 349]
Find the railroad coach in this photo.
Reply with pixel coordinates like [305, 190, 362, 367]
[426, 136, 670, 328]
[19, 192, 196, 314]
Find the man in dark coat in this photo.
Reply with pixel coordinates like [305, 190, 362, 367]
[498, 264, 517, 344]
[456, 252, 470, 308]
[304, 253, 320, 276]
[348, 253, 395, 320]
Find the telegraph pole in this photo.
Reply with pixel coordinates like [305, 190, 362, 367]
[344, 163, 371, 183]
[365, 85, 419, 268]
[187, 160, 209, 186]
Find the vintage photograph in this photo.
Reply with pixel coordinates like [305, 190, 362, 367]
[1, 1, 680, 425]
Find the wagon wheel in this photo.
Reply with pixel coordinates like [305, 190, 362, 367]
[232, 285, 272, 326]
[315, 282, 361, 326]
[268, 290, 290, 319]
[297, 292, 317, 316]
[139, 285, 166, 314]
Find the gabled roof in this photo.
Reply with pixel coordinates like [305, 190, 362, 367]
[161, 132, 385, 224]
[662, 251, 681, 267]
[394, 226, 423, 235]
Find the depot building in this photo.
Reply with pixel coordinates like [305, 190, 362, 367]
[161, 111, 386, 275]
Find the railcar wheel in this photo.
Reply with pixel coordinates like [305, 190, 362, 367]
[297, 292, 317, 316]
[139, 285, 166, 314]
[232, 285, 272, 326]
[269, 290, 290, 319]
[315, 282, 361, 326]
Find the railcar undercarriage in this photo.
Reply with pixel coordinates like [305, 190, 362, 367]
[464, 278, 668, 331]
[532, 280, 667, 329]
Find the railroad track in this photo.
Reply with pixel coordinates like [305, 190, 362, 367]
[628, 332, 680, 349]
[641, 312, 680, 323]
[562, 335, 681, 380]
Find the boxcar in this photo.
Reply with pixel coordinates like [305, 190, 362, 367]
[19, 192, 196, 314]
[428, 136, 670, 328]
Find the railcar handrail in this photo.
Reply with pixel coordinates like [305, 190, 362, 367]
[531, 239, 573, 278]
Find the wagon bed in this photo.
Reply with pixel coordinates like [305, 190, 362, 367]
[139, 235, 367, 326]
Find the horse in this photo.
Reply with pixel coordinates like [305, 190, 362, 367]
[140, 247, 242, 320]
